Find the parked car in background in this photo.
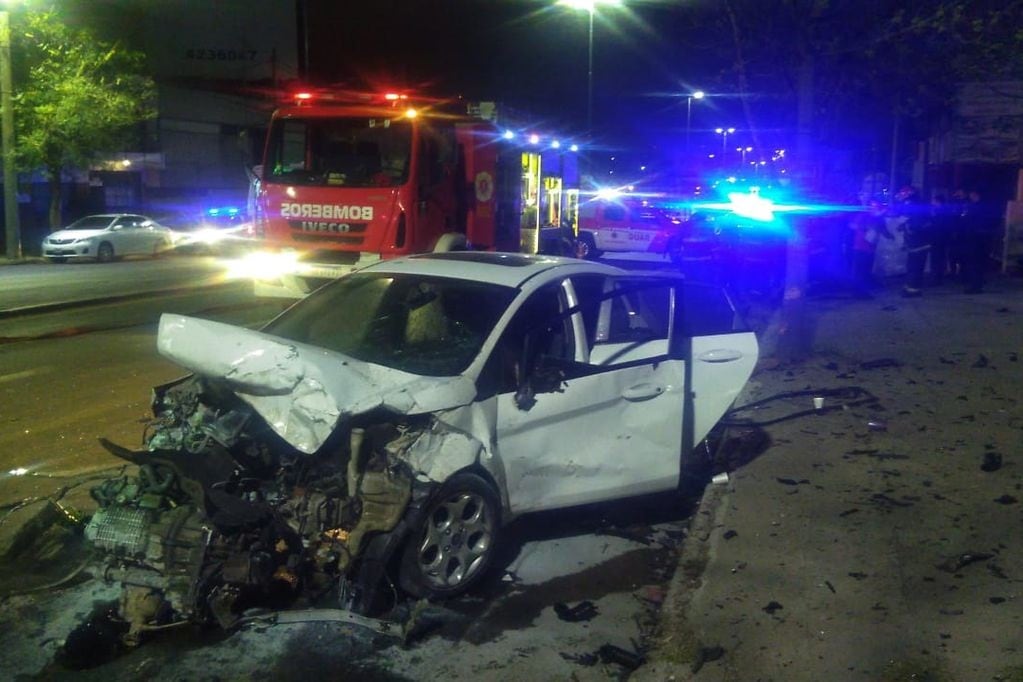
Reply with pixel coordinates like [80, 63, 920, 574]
[41, 214, 175, 263]
[84, 252, 758, 640]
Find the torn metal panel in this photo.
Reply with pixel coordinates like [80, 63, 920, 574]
[389, 422, 485, 483]
[157, 314, 476, 454]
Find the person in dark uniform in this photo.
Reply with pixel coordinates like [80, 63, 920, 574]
[927, 193, 955, 286]
[896, 186, 929, 297]
[961, 189, 1001, 294]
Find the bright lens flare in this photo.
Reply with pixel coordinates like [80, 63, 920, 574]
[727, 192, 775, 222]
[225, 250, 301, 281]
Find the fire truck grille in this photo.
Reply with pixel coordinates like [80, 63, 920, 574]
[301, 250, 363, 265]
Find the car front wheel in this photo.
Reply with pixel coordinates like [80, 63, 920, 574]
[96, 242, 115, 263]
[399, 472, 500, 600]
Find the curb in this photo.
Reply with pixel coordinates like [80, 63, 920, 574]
[0, 280, 238, 320]
[631, 476, 732, 680]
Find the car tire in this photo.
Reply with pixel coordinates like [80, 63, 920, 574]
[96, 242, 115, 263]
[398, 472, 500, 600]
[576, 232, 600, 260]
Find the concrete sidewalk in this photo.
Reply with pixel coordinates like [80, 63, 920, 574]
[639, 276, 1023, 681]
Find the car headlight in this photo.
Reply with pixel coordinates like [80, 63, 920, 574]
[224, 250, 300, 280]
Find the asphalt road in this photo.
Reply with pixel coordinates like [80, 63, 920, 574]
[0, 254, 239, 313]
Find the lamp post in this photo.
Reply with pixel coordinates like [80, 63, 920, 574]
[737, 145, 752, 166]
[1, 7, 20, 259]
[715, 127, 735, 156]
[685, 90, 704, 154]
[558, 0, 621, 132]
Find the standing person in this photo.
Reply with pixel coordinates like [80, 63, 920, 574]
[961, 189, 1001, 294]
[949, 188, 969, 282]
[849, 200, 891, 298]
[927, 193, 955, 286]
[896, 186, 929, 297]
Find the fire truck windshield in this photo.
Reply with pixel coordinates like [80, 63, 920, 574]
[265, 117, 412, 188]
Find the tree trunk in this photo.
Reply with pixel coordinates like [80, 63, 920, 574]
[772, 55, 816, 363]
[47, 169, 62, 230]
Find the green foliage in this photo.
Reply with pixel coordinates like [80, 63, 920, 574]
[11, 9, 155, 178]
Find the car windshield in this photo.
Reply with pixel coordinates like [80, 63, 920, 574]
[263, 272, 516, 376]
[266, 117, 412, 188]
[66, 216, 114, 230]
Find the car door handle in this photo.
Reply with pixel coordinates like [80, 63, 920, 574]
[623, 383, 665, 401]
[697, 348, 744, 363]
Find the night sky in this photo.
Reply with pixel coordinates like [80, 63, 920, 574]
[305, 1, 726, 155]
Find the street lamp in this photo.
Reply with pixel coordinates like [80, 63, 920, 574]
[558, 0, 621, 132]
[737, 145, 753, 166]
[685, 90, 704, 154]
[1, 6, 20, 259]
[715, 127, 735, 155]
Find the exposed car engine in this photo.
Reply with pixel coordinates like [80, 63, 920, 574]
[83, 374, 427, 646]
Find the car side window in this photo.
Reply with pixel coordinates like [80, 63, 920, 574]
[480, 283, 574, 395]
[681, 282, 745, 336]
[569, 275, 674, 367]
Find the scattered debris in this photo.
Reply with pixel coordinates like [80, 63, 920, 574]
[776, 477, 810, 486]
[939, 609, 964, 616]
[711, 472, 730, 485]
[839, 508, 860, 517]
[554, 601, 599, 623]
[937, 552, 994, 573]
[994, 495, 1018, 505]
[939, 357, 956, 365]
[867, 419, 888, 432]
[824, 580, 836, 594]
[762, 601, 784, 615]
[981, 452, 1003, 472]
[871, 493, 913, 508]
[860, 358, 902, 370]
[972, 354, 990, 368]
[597, 644, 645, 670]
[848, 572, 869, 580]
[723, 530, 738, 540]
[560, 651, 599, 666]
[989, 597, 1006, 605]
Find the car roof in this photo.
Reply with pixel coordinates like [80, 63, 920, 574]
[358, 251, 633, 289]
[74, 213, 148, 221]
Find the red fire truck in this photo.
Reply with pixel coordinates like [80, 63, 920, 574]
[235, 90, 580, 297]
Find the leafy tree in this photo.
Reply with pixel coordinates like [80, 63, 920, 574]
[11, 9, 155, 228]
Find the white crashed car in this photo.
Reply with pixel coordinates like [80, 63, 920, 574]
[88, 252, 757, 632]
[41, 213, 174, 263]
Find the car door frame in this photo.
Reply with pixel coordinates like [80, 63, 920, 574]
[489, 273, 691, 516]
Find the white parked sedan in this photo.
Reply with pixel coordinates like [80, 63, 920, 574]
[85, 252, 758, 632]
[41, 213, 174, 262]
